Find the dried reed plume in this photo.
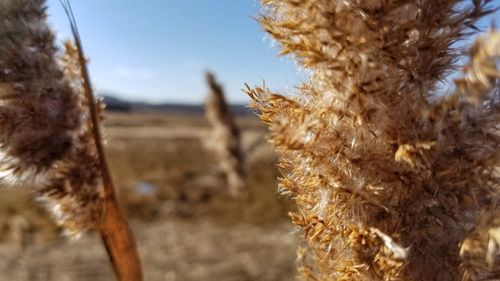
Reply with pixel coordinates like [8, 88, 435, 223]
[205, 72, 246, 197]
[0, 0, 82, 186]
[246, 0, 500, 280]
[0, 0, 99, 236]
[0, 1, 142, 280]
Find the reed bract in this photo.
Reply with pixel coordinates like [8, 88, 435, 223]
[246, 1, 500, 280]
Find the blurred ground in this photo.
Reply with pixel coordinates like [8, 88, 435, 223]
[0, 112, 298, 281]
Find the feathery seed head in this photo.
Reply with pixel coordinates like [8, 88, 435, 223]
[248, 1, 500, 280]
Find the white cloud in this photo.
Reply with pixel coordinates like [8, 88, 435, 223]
[112, 66, 156, 80]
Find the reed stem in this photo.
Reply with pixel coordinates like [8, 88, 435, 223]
[62, 2, 143, 280]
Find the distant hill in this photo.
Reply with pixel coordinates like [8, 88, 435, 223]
[99, 94, 254, 116]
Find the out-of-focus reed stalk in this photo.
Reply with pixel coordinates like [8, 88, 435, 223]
[205, 72, 247, 197]
[61, 2, 143, 279]
[0, 1, 143, 280]
[246, 0, 500, 280]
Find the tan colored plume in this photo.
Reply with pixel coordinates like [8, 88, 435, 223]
[247, 0, 500, 280]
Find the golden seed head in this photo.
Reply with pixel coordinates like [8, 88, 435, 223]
[248, 1, 500, 280]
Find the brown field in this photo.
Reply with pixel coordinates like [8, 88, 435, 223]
[0, 111, 298, 281]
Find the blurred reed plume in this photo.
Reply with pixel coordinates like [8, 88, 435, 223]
[205, 72, 246, 197]
[40, 40, 103, 237]
[246, 0, 500, 280]
[0, 0, 82, 186]
[0, 0, 142, 280]
[0, 0, 100, 237]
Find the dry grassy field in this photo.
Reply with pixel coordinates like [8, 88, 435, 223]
[0, 111, 298, 281]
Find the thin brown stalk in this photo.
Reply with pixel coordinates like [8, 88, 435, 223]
[61, 1, 143, 280]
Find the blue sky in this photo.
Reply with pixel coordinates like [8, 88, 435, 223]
[46, 1, 499, 104]
[46, 0, 302, 104]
